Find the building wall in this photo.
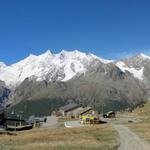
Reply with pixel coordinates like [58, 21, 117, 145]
[59, 110, 65, 116]
[66, 107, 84, 118]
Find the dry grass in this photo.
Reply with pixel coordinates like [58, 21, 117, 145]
[126, 119, 150, 144]
[119, 101, 150, 118]
[0, 124, 119, 150]
[121, 101, 150, 144]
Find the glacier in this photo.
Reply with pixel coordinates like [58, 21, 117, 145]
[0, 50, 112, 87]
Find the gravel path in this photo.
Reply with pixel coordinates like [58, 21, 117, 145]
[113, 124, 150, 150]
[64, 120, 93, 128]
[65, 120, 81, 128]
[41, 115, 58, 128]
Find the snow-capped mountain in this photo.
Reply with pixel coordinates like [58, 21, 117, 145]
[1, 50, 150, 112]
[0, 50, 112, 87]
[1, 49, 150, 88]
[0, 62, 7, 69]
[115, 53, 150, 81]
[115, 61, 144, 80]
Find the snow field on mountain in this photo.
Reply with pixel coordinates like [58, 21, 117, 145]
[116, 61, 144, 80]
[1, 50, 149, 87]
[0, 50, 112, 86]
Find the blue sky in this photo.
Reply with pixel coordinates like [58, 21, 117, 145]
[0, 0, 150, 65]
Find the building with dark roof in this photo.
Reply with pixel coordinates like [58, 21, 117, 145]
[59, 103, 84, 118]
[79, 107, 92, 115]
[78, 107, 99, 116]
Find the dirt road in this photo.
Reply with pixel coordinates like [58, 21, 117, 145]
[113, 124, 150, 150]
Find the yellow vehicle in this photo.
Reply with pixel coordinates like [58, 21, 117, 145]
[80, 114, 99, 125]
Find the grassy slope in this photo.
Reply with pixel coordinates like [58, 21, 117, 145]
[8, 98, 66, 119]
[127, 120, 150, 144]
[120, 101, 150, 144]
[8, 97, 129, 120]
[1, 125, 119, 150]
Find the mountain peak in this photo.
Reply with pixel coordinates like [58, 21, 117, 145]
[0, 62, 7, 68]
[137, 53, 150, 59]
[73, 49, 86, 56]
[44, 50, 53, 55]
[29, 54, 36, 57]
[47, 49, 52, 54]
[88, 53, 113, 64]
[39, 50, 53, 58]
[24, 54, 37, 61]
[58, 50, 86, 60]
[73, 49, 80, 53]
[60, 49, 68, 54]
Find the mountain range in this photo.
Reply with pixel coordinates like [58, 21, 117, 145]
[0, 50, 150, 116]
[0, 50, 113, 87]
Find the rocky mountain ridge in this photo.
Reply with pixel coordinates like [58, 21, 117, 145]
[0, 50, 112, 87]
[0, 50, 150, 113]
[0, 50, 149, 88]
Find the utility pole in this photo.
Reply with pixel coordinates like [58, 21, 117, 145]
[18, 111, 24, 126]
[102, 103, 104, 115]
[20, 114, 21, 126]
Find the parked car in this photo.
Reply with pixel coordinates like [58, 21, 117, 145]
[103, 111, 115, 118]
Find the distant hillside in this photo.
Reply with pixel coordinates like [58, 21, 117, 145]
[124, 101, 150, 116]
[8, 98, 66, 119]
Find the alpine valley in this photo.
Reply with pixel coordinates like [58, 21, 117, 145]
[0, 50, 150, 117]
